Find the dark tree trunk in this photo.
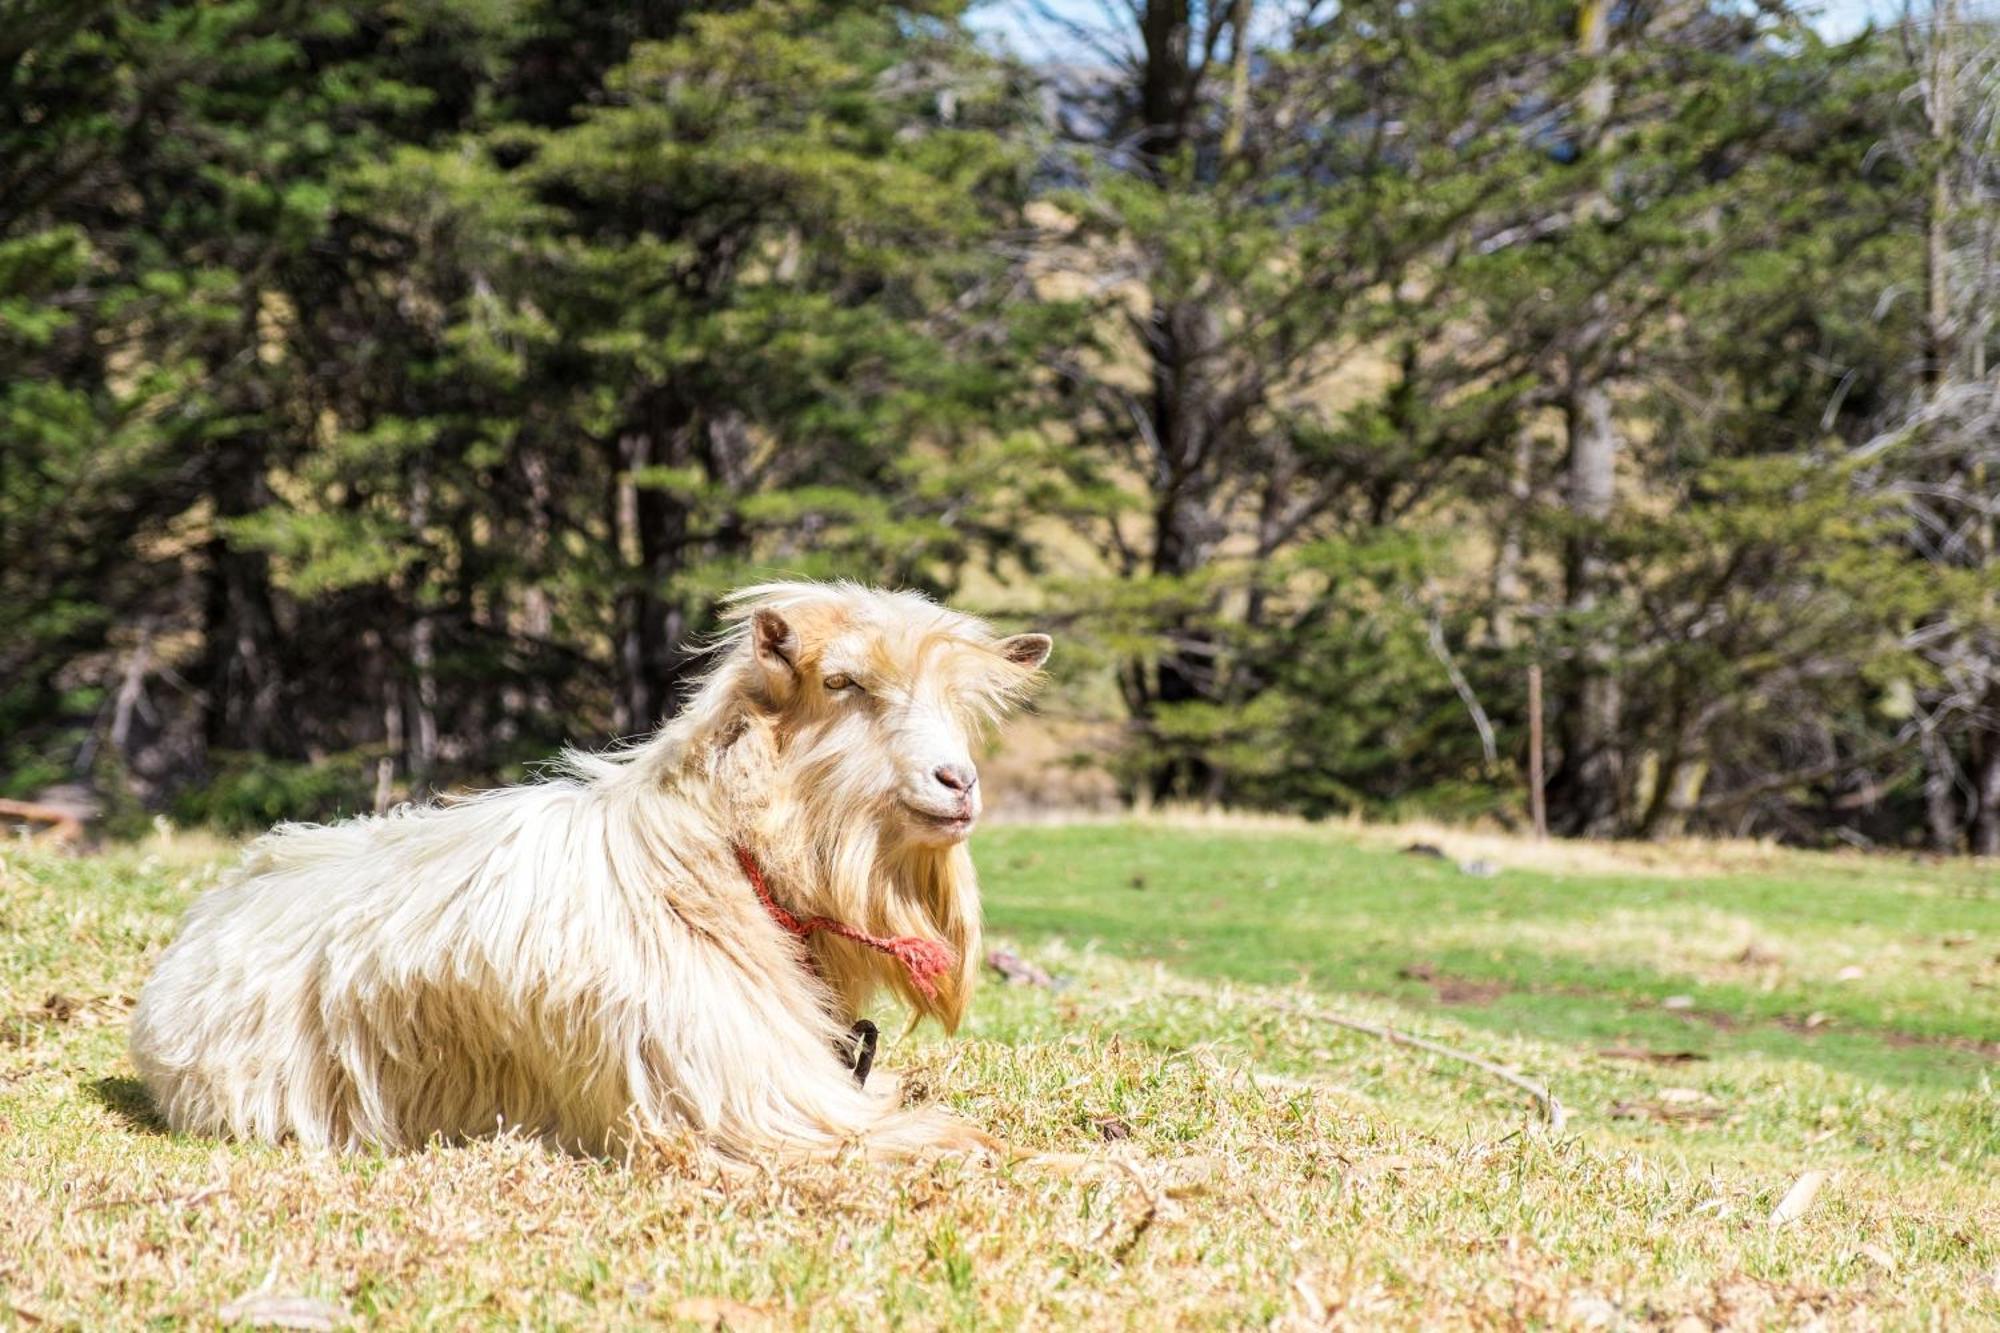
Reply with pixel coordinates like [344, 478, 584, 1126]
[1922, 728, 1962, 853]
[612, 401, 698, 735]
[1138, 2, 1191, 161]
[1969, 685, 2000, 856]
[1544, 0, 1627, 839]
[199, 449, 292, 758]
[1550, 379, 1624, 836]
[1149, 487, 1210, 803]
[1139, 297, 1223, 804]
[404, 466, 439, 793]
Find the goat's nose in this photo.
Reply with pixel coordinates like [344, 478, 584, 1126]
[932, 763, 977, 794]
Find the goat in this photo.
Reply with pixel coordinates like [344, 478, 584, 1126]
[130, 581, 1052, 1160]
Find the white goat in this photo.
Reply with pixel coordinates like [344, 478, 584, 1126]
[130, 582, 1052, 1159]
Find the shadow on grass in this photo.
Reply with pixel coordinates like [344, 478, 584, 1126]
[89, 1075, 169, 1134]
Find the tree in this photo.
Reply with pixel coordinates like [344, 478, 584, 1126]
[3, 0, 1046, 816]
[5, 0, 1992, 854]
[1, 0, 520, 809]
[1029, 0, 1576, 806]
[1875, 0, 2000, 851]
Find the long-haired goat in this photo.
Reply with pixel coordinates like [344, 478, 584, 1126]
[130, 582, 1053, 1159]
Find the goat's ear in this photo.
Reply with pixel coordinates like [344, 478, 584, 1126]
[751, 608, 801, 689]
[994, 633, 1052, 672]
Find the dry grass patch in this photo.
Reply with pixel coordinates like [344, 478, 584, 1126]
[3, 837, 1996, 1329]
[993, 807, 1890, 880]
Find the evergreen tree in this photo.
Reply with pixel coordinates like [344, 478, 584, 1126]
[3, 0, 1990, 852]
[2, 0, 518, 809]
[1026, 0, 1575, 805]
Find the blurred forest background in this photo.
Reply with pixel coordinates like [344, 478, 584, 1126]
[4, 0, 1998, 851]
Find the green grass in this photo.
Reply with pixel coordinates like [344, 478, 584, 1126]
[2, 823, 1996, 1329]
[978, 825, 2000, 1091]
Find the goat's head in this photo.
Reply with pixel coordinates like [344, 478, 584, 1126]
[728, 583, 1052, 849]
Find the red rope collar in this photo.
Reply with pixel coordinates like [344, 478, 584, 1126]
[731, 843, 956, 1001]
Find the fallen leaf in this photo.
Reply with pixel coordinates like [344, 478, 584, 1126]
[217, 1293, 344, 1330]
[1093, 1115, 1133, 1142]
[1768, 1170, 1829, 1227]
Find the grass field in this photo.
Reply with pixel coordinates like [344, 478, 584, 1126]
[2, 822, 1995, 1329]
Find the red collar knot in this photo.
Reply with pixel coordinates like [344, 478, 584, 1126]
[731, 843, 956, 1001]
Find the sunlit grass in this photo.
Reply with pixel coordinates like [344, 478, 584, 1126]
[2, 827, 1994, 1328]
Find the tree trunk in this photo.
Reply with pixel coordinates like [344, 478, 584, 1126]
[371, 627, 402, 812]
[106, 624, 153, 761]
[1970, 684, 2000, 855]
[1527, 663, 1548, 839]
[1488, 424, 1534, 649]
[1924, 0, 1958, 393]
[199, 450, 291, 758]
[1552, 378, 1623, 835]
[612, 407, 696, 735]
[1546, 3, 1624, 838]
[1139, 298, 1221, 804]
[1922, 728, 1962, 853]
[1642, 754, 1708, 841]
[515, 445, 557, 728]
[1138, 2, 1192, 161]
[1123, 3, 1239, 806]
[1915, 0, 1978, 855]
[405, 467, 439, 793]
[1148, 476, 1212, 804]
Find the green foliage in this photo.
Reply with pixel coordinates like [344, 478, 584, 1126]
[171, 752, 378, 833]
[0, 0, 1986, 848]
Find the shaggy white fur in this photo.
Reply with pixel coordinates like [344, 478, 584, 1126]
[130, 582, 1052, 1159]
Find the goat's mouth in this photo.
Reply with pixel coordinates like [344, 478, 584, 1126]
[899, 802, 977, 841]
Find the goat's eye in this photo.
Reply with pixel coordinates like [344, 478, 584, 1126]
[823, 673, 859, 693]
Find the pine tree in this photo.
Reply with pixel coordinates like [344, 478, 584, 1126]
[1026, 0, 1578, 806]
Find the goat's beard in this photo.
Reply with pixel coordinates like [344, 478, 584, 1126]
[760, 813, 981, 1031]
[711, 741, 981, 1033]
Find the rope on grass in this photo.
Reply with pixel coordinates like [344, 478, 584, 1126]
[1157, 983, 1569, 1133]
